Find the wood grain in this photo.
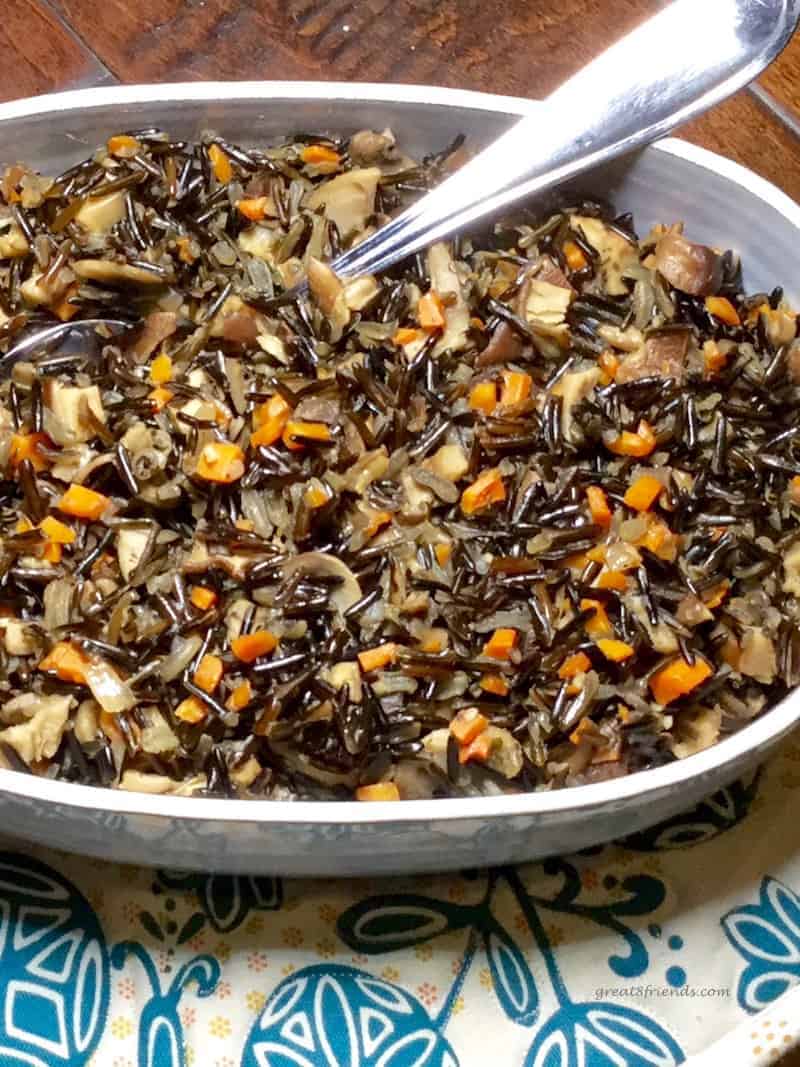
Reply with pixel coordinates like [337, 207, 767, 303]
[0, 0, 112, 102]
[760, 29, 800, 115]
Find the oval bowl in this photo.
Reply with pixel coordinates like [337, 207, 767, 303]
[0, 81, 798, 875]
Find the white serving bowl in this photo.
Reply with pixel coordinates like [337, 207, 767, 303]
[0, 82, 798, 875]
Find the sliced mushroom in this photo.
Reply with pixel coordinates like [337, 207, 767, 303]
[477, 320, 522, 367]
[654, 232, 722, 296]
[324, 661, 363, 703]
[282, 552, 362, 613]
[424, 443, 469, 482]
[616, 330, 690, 385]
[118, 770, 206, 795]
[349, 129, 394, 164]
[0, 619, 40, 656]
[739, 627, 778, 684]
[139, 707, 179, 754]
[0, 223, 29, 259]
[116, 522, 155, 582]
[73, 259, 169, 287]
[671, 705, 722, 759]
[551, 367, 599, 444]
[75, 191, 127, 234]
[524, 278, 573, 334]
[783, 540, 800, 596]
[307, 167, 380, 238]
[427, 241, 470, 355]
[238, 224, 279, 262]
[129, 311, 178, 363]
[43, 380, 106, 446]
[0, 694, 72, 764]
[572, 215, 638, 295]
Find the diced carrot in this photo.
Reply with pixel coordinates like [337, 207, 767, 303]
[42, 542, 62, 564]
[355, 782, 400, 801]
[149, 386, 174, 411]
[703, 340, 728, 378]
[469, 380, 497, 413]
[482, 628, 518, 660]
[558, 651, 592, 680]
[565, 551, 589, 571]
[418, 290, 446, 331]
[175, 696, 207, 724]
[190, 585, 218, 611]
[459, 733, 493, 765]
[470, 316, 485, 331]
[304, 484, 330, 509]
[606, 419, 657, 458]
[9, 432, 51, 472]
[587, 544, 608, 564]
[434, 542, 452, 566]
[194, 653, 224, 694]
[364, 510, 392, 539]
[253, 705, 279, 736]
[251, 393, 291, 448]
[596, 638, 635, 662]
[282, 421, 332, 451]
[52, 286, 79, 322]
[618, 704, 632, 723]
[393, 327, 422, 346]
[196, 442, 246, 483]
[358, 643, 397, 673]
[461, 468, 505, 515]
[237, 196, 270, 221]
[149, 353, 172, 384]
[39, 641, 89, 685]
[580, 598, 613, 637]
[702, 580, 730, 610]
[39, 516, 75, 544]
[569, 717, 594, 746]
[208, 143, 233, 183]
[107, 134, 140, 157]
[235, 518, 255, 532]
[226, 680, 252, 711]
[586, 486, 612, 528]
[594, 569, 628, 592]
[301, 144, 341, 166]
[649, 657, 713, 705]
[231, 630, 278, 663]
[637, 515, 680, 561]
[57, 484, 110, 522]
[598, 351, 620, 384]
[790, 475, 800, 505]
[563, 239, 588, 272]
[499, 370, 532, 408]
[705, 295, 740, 326]
[450, 707, 489, 744]
[175, 236, 197, 264]
[480, 673, 509, 696]
[624, 474, 663, 512]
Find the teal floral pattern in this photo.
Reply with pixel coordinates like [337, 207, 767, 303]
[723, 877, 800, 1013]
[0, 740, 799, 1066]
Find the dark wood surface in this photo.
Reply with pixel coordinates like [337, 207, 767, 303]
[1, 4, 799, 1057]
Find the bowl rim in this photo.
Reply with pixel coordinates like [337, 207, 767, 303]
[1, 79, 799, 826]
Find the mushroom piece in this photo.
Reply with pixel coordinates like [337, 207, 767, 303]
[572, 215, 638, 295]
[552, 367, 600, 444]
[72, 259, 169, 286]
[75, 191, 127, 234]
[524, 278, 573, 331]
[739, 627, 778, 684]
[477, 320, 522, 367]
[0, 694, 72, 764]
[307, 167, 380, 239]
[616, 330, 690, 384]
[116, 522, 156, 582]
[0, 222, 29, 259]
[654, 232, 722, 296]
[129, 311, 178, 363]
[43, 380, 106, 446]
[671, 705, 722, 759]
[282, 552, 362, 614]
[427, 241, 470, 355]
[349, 129, 395, 164]
[324, 661, 363, 703]
[118, 770, 207, 795]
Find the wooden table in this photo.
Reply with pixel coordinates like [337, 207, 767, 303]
[2, 2, 800, 1061]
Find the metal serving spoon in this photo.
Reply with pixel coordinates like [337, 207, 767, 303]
[331, 0, 800, 278]
[1, 0, 797, 366]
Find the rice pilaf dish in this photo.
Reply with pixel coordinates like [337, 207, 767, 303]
[0, 127, 798, 801]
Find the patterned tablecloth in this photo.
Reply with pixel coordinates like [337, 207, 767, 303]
[2, 733, 800, 1067]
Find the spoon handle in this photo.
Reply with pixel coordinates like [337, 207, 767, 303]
[331, 0, 800, 278]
